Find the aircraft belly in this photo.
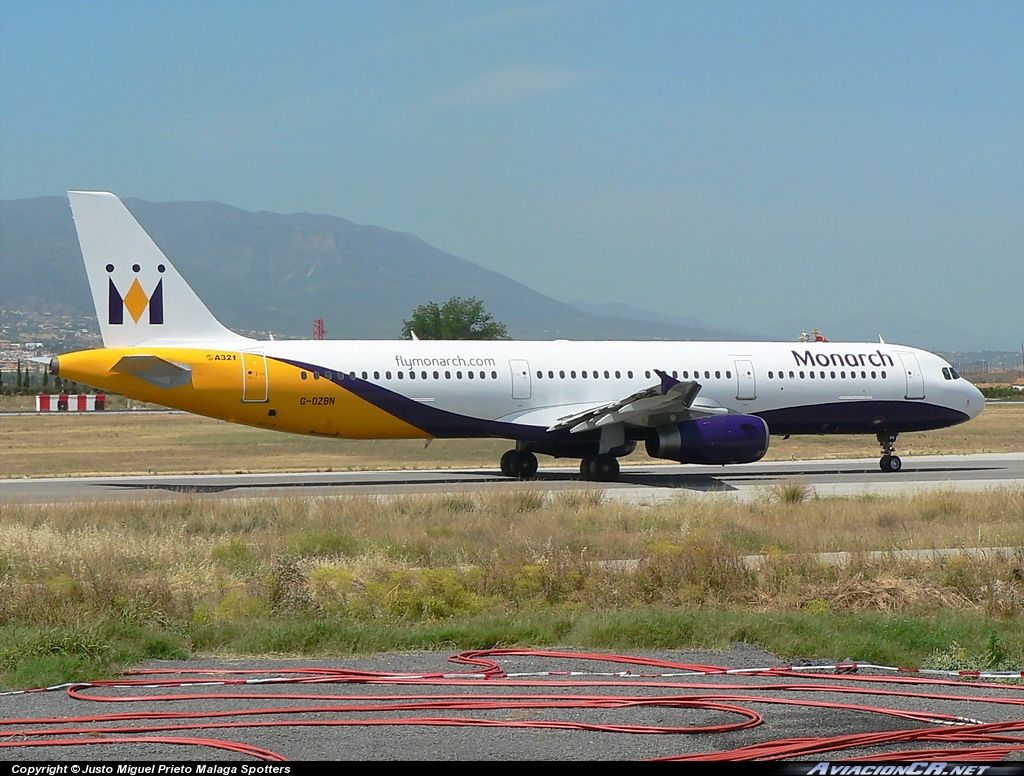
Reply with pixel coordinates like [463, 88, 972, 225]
[758, 399, 970, 435]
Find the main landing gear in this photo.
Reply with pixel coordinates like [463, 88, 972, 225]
[877, 431, 902, 473]
[500, 449, 538, 479]
[580, 454, 620, 482]
[498, 448, 622, 482]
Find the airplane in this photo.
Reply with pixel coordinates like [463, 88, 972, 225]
[50, 191, 985, 482]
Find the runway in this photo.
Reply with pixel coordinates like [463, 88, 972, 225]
[2, 452, 1021, 505]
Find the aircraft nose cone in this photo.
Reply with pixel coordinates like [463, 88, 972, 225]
[965, 382, 985, 418]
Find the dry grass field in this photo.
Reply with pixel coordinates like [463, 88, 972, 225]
[1, 400, 1021, 479]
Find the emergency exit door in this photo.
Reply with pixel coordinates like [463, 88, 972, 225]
[242, 352, 269, 402]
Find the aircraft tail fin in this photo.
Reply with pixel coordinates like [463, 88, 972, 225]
[68, 191, 251, 348]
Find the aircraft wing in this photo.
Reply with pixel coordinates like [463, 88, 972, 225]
[546, 370, 724, 434]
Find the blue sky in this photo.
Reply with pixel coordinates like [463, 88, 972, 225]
[2, 0, 1022, 350]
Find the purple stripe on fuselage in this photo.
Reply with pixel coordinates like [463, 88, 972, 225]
[270, 357, 555, 440]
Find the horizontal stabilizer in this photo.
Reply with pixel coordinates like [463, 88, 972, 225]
[111, 354, 193, 389]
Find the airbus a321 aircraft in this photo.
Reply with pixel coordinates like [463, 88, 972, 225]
[51, 191, 985, 482]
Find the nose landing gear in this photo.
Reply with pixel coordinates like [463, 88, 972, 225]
[877, 431, 902, 472]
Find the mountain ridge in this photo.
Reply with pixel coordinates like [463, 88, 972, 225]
[0, 196, 750, 342]
[0, 195, 1000, 350]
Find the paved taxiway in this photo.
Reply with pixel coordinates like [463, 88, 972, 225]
[1, 452, 1021, 505]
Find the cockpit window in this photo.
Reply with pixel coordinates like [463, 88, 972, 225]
[941, 367, 962, 381]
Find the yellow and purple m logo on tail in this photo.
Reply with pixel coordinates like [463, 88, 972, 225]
[107, 262, 164, 325]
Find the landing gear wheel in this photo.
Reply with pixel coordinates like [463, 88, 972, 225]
[580, 457, 594, 480]
[880, 455, 902, 473]
[581, 454, 619, 482]
[876, 431, 901, 474]
[589, 454, 620, 482]
[513, 451, 538, 479]
[500, 449, 517, 477]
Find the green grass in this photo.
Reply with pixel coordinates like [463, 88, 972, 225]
[3, 610, 1019, 691]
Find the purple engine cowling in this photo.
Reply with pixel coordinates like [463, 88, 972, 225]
[645, 414, 770, 465]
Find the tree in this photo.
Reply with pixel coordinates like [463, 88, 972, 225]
[401, 297, 510, 340]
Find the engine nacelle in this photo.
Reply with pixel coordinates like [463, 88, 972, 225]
[645, 414, 769, 465]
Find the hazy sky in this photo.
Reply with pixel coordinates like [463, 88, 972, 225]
[2, 0, 1022, 350]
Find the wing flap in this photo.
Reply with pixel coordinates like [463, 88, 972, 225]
[547, 370, 719, 434]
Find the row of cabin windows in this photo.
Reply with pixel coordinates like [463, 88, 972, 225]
[301, 369, 499, 381]
[300, 367, 901, 384]
[768, 369, 887, 380]
[300, 367, 746, 383]
[538, 369, 637, 380]
[536, 369, 733, 380]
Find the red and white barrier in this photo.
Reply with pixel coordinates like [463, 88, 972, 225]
[35, 394, 106, 412]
